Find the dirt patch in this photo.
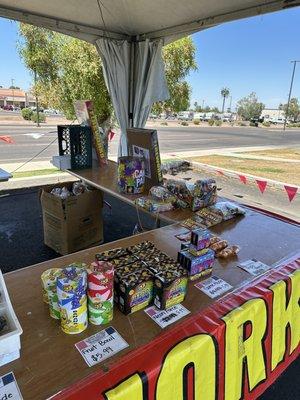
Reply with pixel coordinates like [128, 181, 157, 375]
[189, 155, 300, 186]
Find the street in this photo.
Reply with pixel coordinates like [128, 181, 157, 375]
[0, 124, 300, 164]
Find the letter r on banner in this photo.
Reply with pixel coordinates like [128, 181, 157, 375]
[156, 334, 216, 400]
[270, 270, 300, 371]
[222, 298, 267, 400]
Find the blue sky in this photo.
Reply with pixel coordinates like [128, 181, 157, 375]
[1, 7, 300, 110]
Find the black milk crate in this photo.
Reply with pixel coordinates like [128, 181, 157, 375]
[57, 125, 92, 170]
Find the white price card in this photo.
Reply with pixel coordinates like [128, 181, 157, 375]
[239, 259, 271, 276]
[75, 326, 129, 367]
[0, 372, 23, 400]
[145, 304, 190, 328]
[195, 276, 233, 299]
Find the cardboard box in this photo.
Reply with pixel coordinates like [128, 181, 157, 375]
[127, 128, 163, 190]
[41, 183, 103, 255]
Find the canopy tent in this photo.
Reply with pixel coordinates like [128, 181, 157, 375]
[0, 0, 298, 154]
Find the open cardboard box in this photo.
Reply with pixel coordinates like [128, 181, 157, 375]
[40, 182, 103, 255]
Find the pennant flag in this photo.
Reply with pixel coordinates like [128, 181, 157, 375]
[284, 185, 298, 202]
[256, 180, 267, 194]
[108, 130, 116, 141]
[217, 170, 224, 176]
[238, 174, 247, 184]
[0, 135, 14, 144]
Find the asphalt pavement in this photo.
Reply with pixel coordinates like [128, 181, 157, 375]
[0, 125, 300, 164]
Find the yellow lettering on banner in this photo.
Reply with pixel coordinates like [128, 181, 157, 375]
[222, 298, 267, 400]
[156, 334, 216, 400]
[270, 270, 300, 371]
[104, 373, 143, 400]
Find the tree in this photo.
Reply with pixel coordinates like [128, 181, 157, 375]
[221, 87, 230, 113]
[18, 24, 112, 124]
[281, 98, 300, 122]
[152, 37, 197, 114]
[237, 92, 265, 121]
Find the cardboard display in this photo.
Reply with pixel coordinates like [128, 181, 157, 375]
[40, 183, 103, 255]
[127, 128, 163, 190]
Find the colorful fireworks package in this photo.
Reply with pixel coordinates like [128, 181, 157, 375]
[41, 268, 61, 319]
[87, 261, 114, 325]
[56, 266, 88, 334]
[118, 156, 145, 194]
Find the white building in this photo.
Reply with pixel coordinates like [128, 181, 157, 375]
[0, 88, 36, 108]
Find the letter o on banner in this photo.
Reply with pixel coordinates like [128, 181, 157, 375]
[156, 334, 216, 400]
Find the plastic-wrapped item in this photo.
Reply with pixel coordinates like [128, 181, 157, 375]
[161, 160, 191, 175]
[210, 201, 245, 221]
[135, 197, 174, 213]
[50, 186, 72, 199]
[149, 186, 177, 203]
[72, 181, 87, 195]
[190, 179, 217, 211]
[164, 179, 191, 203]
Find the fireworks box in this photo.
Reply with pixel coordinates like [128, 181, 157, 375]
[127, 128, 163, 191]
[153, 268, 188, 310]
[190, 228, 211, 251]
[178, 248, 215, 280]
[115, 268, 154, 315]
[41, 183, 103, 255]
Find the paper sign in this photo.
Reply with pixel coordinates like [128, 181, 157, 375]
[239, 259, 271, 276]
[145, 304, 190, 328]
[132, 145, 151, 178]
[195, 276, 233, 299]
[0, 372, 23, 400]
[75, 326, 129, 367]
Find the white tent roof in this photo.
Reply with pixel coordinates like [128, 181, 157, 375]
[0, 0, 298, 43]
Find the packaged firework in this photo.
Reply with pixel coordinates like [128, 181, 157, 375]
[178, 248, 215, 280]
[57, 266, 88, 334]
[95, 247, 128, 261]
[41, 268, 61, 319]
[116, 268, 154, 314]
[87, 261, 114, 325]
[118, 156, 145, 194]
[153, 268, 188, 310]
[190, 228, 211, 251]
[126, 241, 157, 254]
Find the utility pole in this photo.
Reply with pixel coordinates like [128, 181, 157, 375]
[202, 99, 205, 110]
[283, 60, 300, 131]
[34, 70, 40, 127]
[229, 96, 232, 112]
[11, 78, 15, 107]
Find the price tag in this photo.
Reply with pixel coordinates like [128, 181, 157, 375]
[145, 304, 190, 328]
[0, 372, 23, 400]
[238, 259, 271, 276]
[75, 326, 129, 367]
[195, 276, 233, 299]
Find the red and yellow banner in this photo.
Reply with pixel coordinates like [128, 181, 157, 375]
[54, 254, 300, 400]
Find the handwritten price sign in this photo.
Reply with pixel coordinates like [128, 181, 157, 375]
[75, 327, 129, 367]
[195, 276, 233, 299]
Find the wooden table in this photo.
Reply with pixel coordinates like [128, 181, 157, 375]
[1, 209, 299, 399]
[0, 168, 11, 182]
[68, 161, 195, 224]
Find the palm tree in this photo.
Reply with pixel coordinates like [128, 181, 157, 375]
[221, 87, 230, 113]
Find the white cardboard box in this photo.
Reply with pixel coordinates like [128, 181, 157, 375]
[0, 271, 22, 366]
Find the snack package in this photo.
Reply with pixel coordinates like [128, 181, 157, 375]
[56, 266, 88, 334]
[87, 261, 114, 325]
[190, 228, 211, 251]
[210, 201, 245, 221]
[115, 268, 154, 314]
[149, 186, 177, 203]
[153, 269, 188, 310]
[216, 245, 240, 258]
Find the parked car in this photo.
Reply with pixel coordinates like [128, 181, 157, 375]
[178, 111, 194, 121]
[3, 105, 13, 111]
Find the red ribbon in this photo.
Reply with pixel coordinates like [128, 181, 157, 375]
[284, 185, 298, 202]
[256, 180, 267, 194]
[0, 135, 14, 144]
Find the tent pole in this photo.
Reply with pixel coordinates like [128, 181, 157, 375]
[128, 38, 136, 128]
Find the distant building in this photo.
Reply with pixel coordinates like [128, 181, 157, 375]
[260, 108, 285, 121]
[0, 88, 36, 108]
